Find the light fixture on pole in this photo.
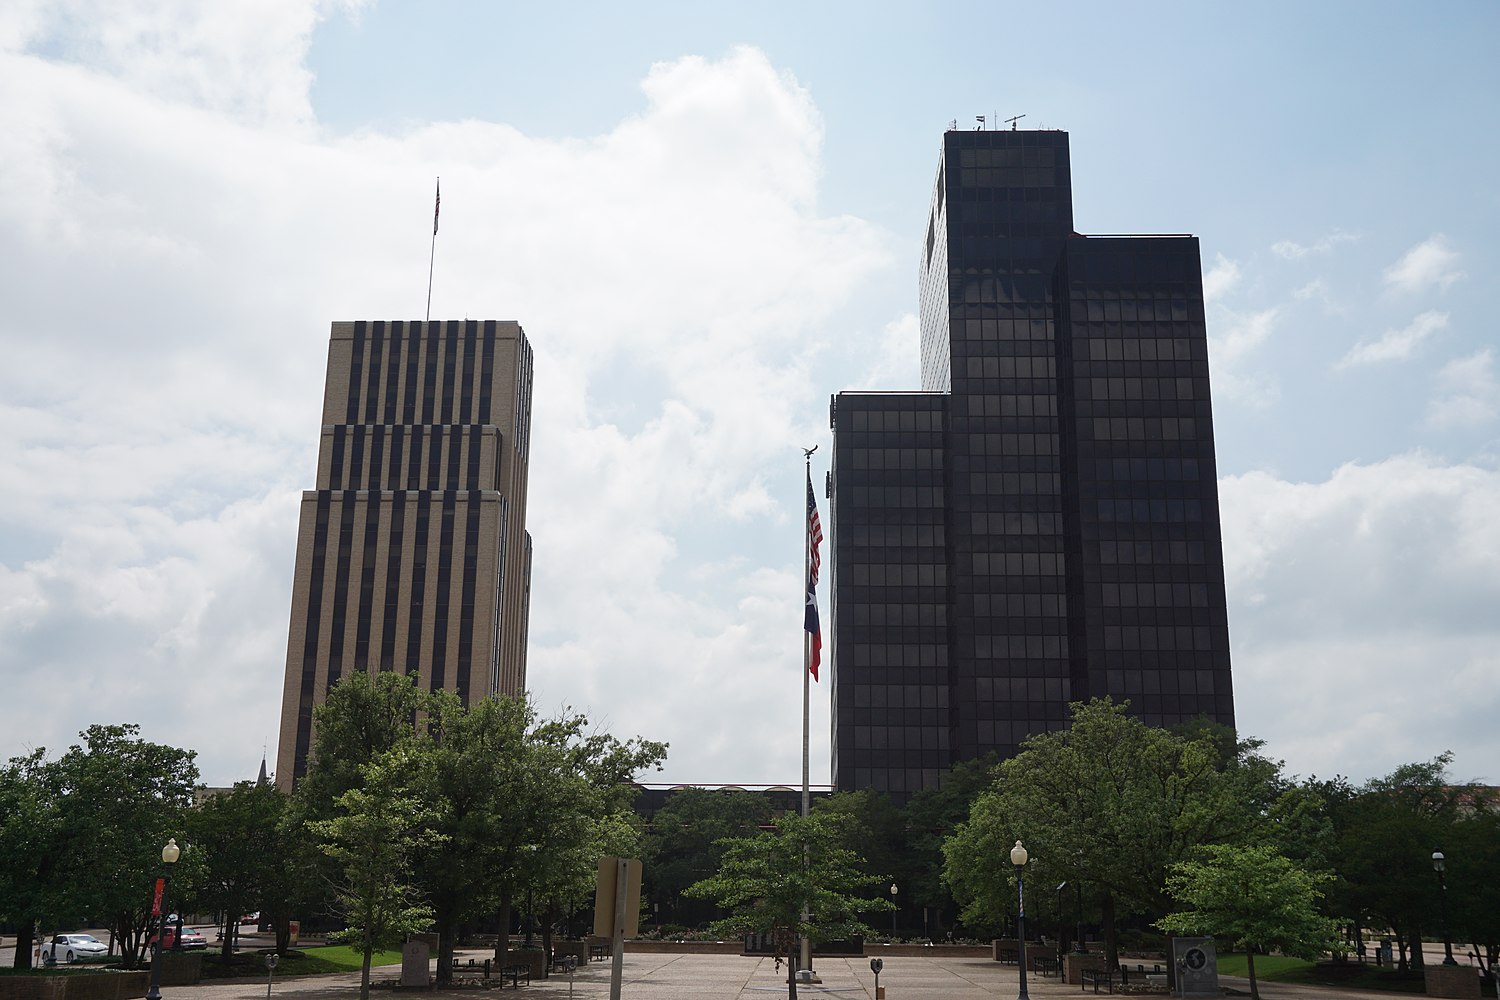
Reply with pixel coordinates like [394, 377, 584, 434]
[1056, 882, 1067, 958]
[1011, 840, 1029, 1000]
[144, 839, 181, 1000]
[890, 883, 899, 935]
[1432, 849, 1457, 966]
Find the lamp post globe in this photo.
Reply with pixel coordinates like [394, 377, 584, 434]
[1432, 849, 1456, 966]
[1011, 840, 1029, 1000]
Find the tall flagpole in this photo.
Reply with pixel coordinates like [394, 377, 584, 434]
[800, 446, 817, 980]
[425, 177, 440, 322]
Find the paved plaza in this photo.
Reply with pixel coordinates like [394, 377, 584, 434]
[146, 951, 1436, 1000]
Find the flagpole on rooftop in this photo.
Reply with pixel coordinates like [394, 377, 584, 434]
[425, 177, 440, 322]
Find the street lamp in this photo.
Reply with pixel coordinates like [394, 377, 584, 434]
[1011, 840, 1029, 1000]
[1073, 878, 1086, 954]
[144, 839, 181, 1000]
[1432, 849, 1457, 966]
[890, 883, 898, 935]
[1056, 882, 1068, 958]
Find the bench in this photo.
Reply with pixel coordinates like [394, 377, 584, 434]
[588, 943, 610, 961]
[995, 947, 1019, 965]
[1032, 955, 1060, 977]
[551, 955, 578, 975]
[1082, 968, 1113, 994]
[500, 964, 530, 987]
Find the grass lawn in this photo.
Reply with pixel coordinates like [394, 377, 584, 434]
[198, 945, 404, 979]
[1217, 954, 1430, 993]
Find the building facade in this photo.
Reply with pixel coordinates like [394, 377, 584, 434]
[830, 129, 1233, 800]
[276, 319, 533, 786]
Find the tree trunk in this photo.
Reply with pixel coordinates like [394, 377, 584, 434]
[1247, 949, 1260, 1000]
[435, 916, 454, 984]
[1101, 892, 1119, 970]
[12, 919, 35, 970]
[221, 908, 235, 963]
[359, 926, 373, 1000]
[493, 888, 513, 964]
[1407, 927, 1425, 971]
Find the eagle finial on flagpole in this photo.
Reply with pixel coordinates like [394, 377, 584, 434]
[803, 445, 817, 461]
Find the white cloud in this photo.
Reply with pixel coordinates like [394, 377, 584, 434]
[1384, 234, 1464, 295]
[1427, 349, 1499, 430]
[1206, 305, 1280, 406]
[1220, 455, 1500, 782]
[1201, 253, 1240, 305]
[0, 25, 889, 785]
[1270, 229, 1358, 260]
[1335, 310, 1447, 369]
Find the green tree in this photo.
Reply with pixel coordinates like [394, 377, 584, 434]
[641, 788, 773, 926]
[188, 780, 290, 961]
[1156, 843, 1342, 1000]
[901, 754, 998, 939]
[942, 700, 1278, 968]
[310, 744, 442, 1000]
[52, 725, 199, 968]
[685, 812, 891, 1000]
[1323, 755, 1469, 971]
[0, 751, 65, 969]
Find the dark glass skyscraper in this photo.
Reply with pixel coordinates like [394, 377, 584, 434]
[830, 129, 1233, 800]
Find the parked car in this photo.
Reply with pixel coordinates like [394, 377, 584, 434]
[239, 912, 261, 925]
[40, 933, 108, 964]
[149, 926, 208, 951]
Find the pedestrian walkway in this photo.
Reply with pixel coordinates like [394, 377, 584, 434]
[163, 951, 1447, 1000]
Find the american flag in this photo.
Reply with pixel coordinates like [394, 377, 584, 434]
[805, 471, 823, 680]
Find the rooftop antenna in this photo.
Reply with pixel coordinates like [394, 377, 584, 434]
[1005, 114, 1026, 130]
[976, 115, 986, 130]
[948, 119, 958, 131]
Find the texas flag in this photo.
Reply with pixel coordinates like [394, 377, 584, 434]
[805, 471, 823, 681]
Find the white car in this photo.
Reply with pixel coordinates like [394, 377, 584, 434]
[41, 933, 109, 964]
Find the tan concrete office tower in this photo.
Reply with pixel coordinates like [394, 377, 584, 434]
[275, 320, 534, 787]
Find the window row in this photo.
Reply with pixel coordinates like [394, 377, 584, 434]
[842, 486, 945, 508]
[964, 356, 1057, 379]
[849, 683, 948, 709]
[1070, 299, 1196, 323]
[1101, 582, 1211, 608]
[972, 593, 1068, 617]
[1087, 376, 1201, 402]
[1079, 336, 1205, 362]
[971, 511, 1065, 535]
[837, 408, 945, 432]
[845, 448, 946, 470]
[841, 524, 946, 547]
[972, 551, 1066, 576]
[1098, 539, 1211, 566]
[851, 725, 951, 751]
[1088, 417, 1198, 442]
[966, 472, 1063, 496]
[972, 634, 1070, 658]
[968, 432, 1060, 457]
[846, 604, 948, 628]
[1100, 668, 1221, 696]
[1095, 498, 1204, 524]
[1101, 625, 1217, 652]
[961, 393, 1058, 417]
[835, 561, 947, 585]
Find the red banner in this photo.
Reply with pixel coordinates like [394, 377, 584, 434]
[152, 879, 164, 917]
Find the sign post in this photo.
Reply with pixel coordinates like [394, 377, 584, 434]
[592, 857, 641, 1000]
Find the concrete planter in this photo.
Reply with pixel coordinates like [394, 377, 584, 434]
[0, 972, 150, 1000]
[1424, 964, 1481, 999]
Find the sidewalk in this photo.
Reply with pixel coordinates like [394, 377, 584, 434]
[162, 951, 1447, 1000]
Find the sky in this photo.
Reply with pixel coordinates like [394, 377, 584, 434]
[2, 1, 1498, 792]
